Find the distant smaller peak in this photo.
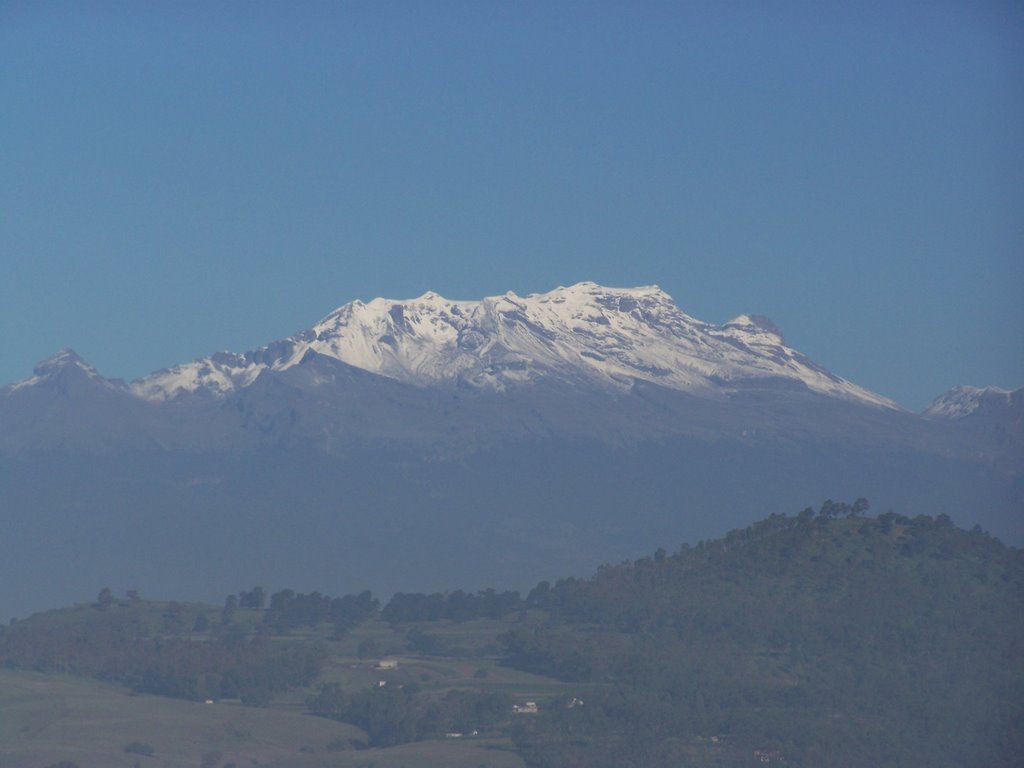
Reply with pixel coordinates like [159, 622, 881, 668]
[938, 385, 1014, 400]
[6, 347, 127, 394]
[923, 384, 1020, 418]
[45, 347, 85, 362]
[33, 348, 94, 376]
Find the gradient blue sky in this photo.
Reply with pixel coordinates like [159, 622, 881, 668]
[2, 1, 1021, 409]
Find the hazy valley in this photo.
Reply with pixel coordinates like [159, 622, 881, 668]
[1, 283, 1020, 620]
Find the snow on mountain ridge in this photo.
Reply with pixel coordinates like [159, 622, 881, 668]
[126, 282, 897, 407]
[6, 348, 126, 393]
[923, 385, 1018, 419]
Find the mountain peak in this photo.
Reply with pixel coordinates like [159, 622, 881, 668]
[128, 281, 898, 409]
[545, 281, 671, 300]
[923, 385, 1021, 419]
[33, 348, 94, 377]
[5, 348, 125, 395]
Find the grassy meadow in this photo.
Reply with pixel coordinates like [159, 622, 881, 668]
[0, 603, 558, 768]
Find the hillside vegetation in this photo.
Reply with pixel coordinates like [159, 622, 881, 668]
[505, 504, 1024, 767]
[1, 504, 1020, 768]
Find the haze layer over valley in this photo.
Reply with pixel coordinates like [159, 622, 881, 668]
[2, 283, 1020, 619]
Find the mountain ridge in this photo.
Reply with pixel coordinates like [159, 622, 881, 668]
[8, 282, 898, 409]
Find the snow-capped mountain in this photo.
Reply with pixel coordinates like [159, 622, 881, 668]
[7, 348, 125, 395]
[0, 282, 1019, 621]
[923, 385, 1021, 419]
[126, 282, 896, 408]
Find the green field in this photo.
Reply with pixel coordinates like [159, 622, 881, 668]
[0, 666, 529, 768]
[0, 668, 351, 768]
[0, 605, 558, 768]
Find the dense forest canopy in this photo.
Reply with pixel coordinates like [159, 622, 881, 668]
[504, 505, 1024, 766]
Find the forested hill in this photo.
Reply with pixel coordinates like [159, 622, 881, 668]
[1, 506, 1021, 768]
[504, 505, 1024, 767]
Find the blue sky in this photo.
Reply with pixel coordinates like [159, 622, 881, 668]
[1, 1, 1021, 410]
